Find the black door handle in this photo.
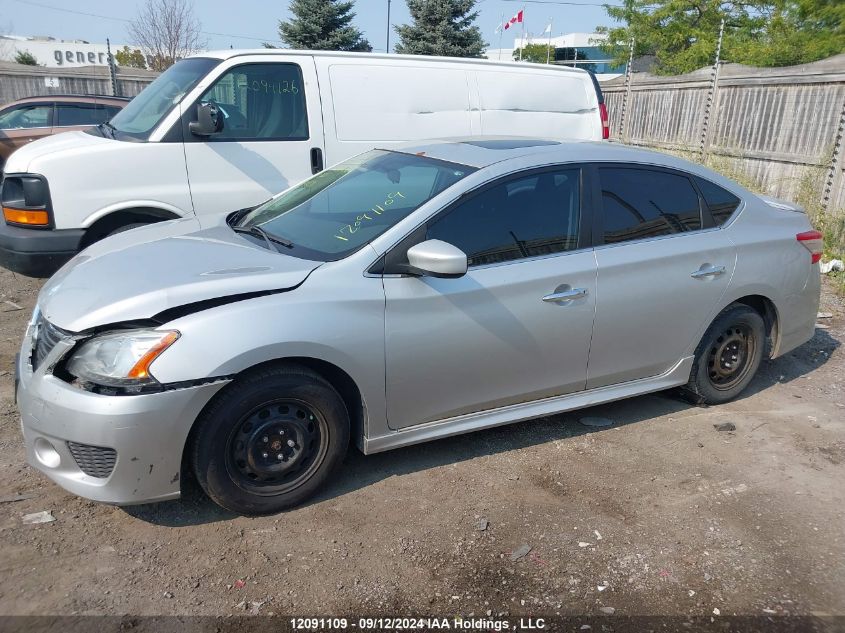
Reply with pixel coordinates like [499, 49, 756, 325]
[310, 147, 323, 174]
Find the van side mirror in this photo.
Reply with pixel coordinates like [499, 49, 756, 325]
[406, 239, 468, 278]
[189, 101, 224, 137]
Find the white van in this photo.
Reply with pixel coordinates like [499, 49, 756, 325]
[0, 49, 608, 277]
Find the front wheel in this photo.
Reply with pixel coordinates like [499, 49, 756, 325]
[683, 304, 766, 405]
[191, 365, 349, 515]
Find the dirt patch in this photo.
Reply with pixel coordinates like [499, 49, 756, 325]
[0, 267, 843, 620]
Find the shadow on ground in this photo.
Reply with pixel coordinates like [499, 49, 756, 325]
[123, 329, 839, 527]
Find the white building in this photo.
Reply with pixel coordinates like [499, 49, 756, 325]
[0, 35, 145, 68]
[486, 32, 625, 81]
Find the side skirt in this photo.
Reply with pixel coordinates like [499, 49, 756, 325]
[362, 356, 695, 454]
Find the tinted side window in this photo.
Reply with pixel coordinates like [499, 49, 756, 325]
[56, 103, 110, 126]
[200, 63, 308, 141]
[695, 176, 741, 225]
[103, 105, 123, 120]
[427, 169, 581, 266]
[600, 167, 701, 244]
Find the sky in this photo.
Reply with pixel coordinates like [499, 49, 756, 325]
[0, 0, 618, 53]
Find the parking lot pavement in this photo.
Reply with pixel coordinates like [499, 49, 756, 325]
[0, 266, 843, 619]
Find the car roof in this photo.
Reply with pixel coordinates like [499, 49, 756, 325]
[3, 94, 130, 106]
[387, 137, 690, 170]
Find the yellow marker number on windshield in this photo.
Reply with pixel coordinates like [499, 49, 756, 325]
[334, 191, 405, 241]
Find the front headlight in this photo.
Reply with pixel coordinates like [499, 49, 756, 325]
[66, 329, 179, 388]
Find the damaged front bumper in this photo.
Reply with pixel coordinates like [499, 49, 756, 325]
[16, 322, 229, 505]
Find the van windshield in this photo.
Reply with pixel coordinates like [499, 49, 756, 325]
[107, 57, 220, 141]
[237, 150, 475, 261]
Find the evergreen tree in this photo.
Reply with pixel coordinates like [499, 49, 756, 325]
[14, 50, 39, 66]
[395, 0, 486, 58]
[277, 0, 371, 52]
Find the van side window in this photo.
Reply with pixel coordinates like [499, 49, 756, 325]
[695, 176, 741, 225]
[199, 63, 308, 141]
[426, 168, 581, 267]
[599, 167, 701, 244]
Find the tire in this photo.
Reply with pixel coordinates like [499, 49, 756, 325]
[191, 365, 350, 515]
[682, 304, 766, 405]
[105, 222, 148, 237]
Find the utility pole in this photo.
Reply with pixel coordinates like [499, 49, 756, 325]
[386, 0, 391, 53]
[546, 18, 553, 64]
[498, 13, 504, 61]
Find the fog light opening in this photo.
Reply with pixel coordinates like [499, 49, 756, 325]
[33, 438, 61, 469]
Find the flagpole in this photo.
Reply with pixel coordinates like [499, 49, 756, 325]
[519, 6, 525, 61]
[499, 12, 504, 60]
[546, 17, 553, 64]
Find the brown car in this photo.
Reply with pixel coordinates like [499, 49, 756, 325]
[0, 94, 130, 172]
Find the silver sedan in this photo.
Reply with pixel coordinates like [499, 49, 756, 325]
[16, 138, 822, 515]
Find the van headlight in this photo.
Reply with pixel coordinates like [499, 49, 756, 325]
[66, 330, 179, 388]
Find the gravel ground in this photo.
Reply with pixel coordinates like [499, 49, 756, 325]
[0, 267, 843, 627]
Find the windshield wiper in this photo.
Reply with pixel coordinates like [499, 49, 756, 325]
[98, 121, 116, 139]
[232, 225, 293, 251]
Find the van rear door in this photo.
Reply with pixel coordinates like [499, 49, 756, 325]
[179, 55, 325, 214]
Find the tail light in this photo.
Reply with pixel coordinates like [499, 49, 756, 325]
[599, 102, 610, 140]
[796, 230, 823, 264]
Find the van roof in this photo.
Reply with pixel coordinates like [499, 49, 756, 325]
[195, 49, 592, 77]
[388, 136, 702, 172]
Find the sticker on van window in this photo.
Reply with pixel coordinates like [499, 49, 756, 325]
[334, 191, 405, 241]
[250, 79, 299, 95]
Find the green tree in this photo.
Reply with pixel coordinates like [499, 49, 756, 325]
[513, 43, 554, 63]
[114, 46, 148, 69]
[276, 0, 371, 52]
[599, 0, 845, 75]
[394, 0, 486, 57]
[14, 50, 39, 66]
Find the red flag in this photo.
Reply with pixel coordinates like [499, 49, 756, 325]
[503, 9, 524, 30]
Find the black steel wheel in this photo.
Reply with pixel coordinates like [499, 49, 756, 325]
[191, 365, 350, 515]
[225, 399, 328, 496]
[683, 304, 766, 405]
[705, 323, 756, 391]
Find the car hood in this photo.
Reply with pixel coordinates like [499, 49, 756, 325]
[3, 130, 110, 173]
[38, 215, 321, 332]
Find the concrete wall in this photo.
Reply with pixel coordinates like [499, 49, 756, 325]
[602, 54, 845, 215]
[0, 62, 158, 106]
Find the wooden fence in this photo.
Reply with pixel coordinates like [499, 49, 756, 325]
[602, 54, 845, 215]
[0, 62, 158, 106]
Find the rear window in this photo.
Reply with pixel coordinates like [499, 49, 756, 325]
[599, 167, 702, 244]
[695, 176, 741, 225]
[56, 103, 110, 127]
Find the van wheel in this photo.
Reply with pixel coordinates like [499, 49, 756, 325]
[191, 365, 349, 515]
[105, 222, 148, 237]
[683, 304, 765, 405]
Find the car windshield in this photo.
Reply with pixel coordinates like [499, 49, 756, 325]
[237, 150, 475, 261]
[107, 57, 220, 140]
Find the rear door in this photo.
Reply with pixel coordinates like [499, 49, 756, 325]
[53, 101, 113, 133]
[586, 164, 737, 388]
[181, 56, 325, 214]
[383, 166, 597, 429]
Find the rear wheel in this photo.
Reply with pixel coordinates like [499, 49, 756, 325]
[683, 304, 765, 405]
[191, 365, 349, 515]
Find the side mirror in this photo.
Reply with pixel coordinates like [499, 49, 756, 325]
[189, 101, 224, 137]
[406, 239, 468, 278]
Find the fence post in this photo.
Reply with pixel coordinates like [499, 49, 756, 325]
[699, 18, 725, 161]
[619, 37, 635, 143]
[822, 94, 845, 216]
[106, 38, 120, 97]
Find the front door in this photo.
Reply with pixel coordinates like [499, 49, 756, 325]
[384, 167, 597, 429]
[586, 165, 737, 389]
[182, 57, 324, 215]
